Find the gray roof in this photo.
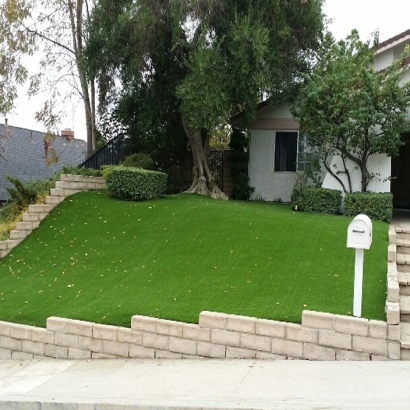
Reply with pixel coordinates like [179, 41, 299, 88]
[0, 124, 86, 201]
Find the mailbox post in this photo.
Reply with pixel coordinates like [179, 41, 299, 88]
[347, 215, 372, 317]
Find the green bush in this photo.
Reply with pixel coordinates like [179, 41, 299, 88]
[59, 165, 102, 177]
[299, 187, 342, 215]
[344, 192, 393, 223]
[121, 153, 154, 169]
[6, 176, 38, 210]
[106, 166, 168, 201]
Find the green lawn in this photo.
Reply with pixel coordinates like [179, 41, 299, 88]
[0, 192, 388, 327]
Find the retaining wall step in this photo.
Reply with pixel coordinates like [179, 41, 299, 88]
[28, 204, 54, 213]
[398, 272, 410, 286]
[45, 196, 63, 205]
[396, 253, 410, 265]
[398, 247, 410, 255]
[400, 295, 410, 314]
[397, 239, 410, 247]
[9, 230, 28, 240]
[401, 322, 410, 349]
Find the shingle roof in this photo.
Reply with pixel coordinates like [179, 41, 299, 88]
[0, 124, 86, 201]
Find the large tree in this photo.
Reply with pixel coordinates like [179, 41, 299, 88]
[294, 30, 410, 193]
[89, 0, 325, 198]
[0, 0, 97, 156]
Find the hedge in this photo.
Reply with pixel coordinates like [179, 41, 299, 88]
[105, 166, 168, 201]
[344, 192, 393, 223]
[299, 187, 342, 215]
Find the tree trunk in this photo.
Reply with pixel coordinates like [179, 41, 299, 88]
[182, 118, 227, 200]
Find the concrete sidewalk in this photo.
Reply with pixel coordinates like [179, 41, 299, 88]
[0, 359, 410, 409]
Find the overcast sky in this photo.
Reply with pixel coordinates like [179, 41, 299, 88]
[6, 0, 410, 142]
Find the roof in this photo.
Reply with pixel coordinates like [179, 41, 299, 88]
[0, 124, 86, 201]
[376, 28, 410, 54]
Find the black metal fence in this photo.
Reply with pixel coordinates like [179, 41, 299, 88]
[81, 135, 123, 169]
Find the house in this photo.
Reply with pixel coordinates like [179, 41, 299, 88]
[233, 29, 410, 206]
[0, 122, 86, 201]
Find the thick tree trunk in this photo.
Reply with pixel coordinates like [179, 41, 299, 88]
[182, 118, 227, 200]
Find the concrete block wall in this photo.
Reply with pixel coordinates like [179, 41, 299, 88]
[0, 310, 398, 361]
[0, 174, 106, 259]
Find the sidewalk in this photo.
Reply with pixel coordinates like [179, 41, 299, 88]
[1, 359, 410, 409]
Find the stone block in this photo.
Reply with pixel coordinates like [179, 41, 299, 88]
[387, 278, 400, 303]
[389, 226, 396, 244]
[129, 344, 155, 359]
[255, 352, 287, 360]
[10, 230, 26, 240]
[50, 188, 66, 197]
[388, 324, 401, 342]
[385, 302, 400, 325]
[286, 323, 318, 343]
[211, 329, 240, 347]
[0, 250, 9, 258]
[102, 340, 128, 357]
[255, 319, 286, 338]
[336, 349, 370, 361]
[371, 355, 389, 361]
[12, 351, 33, 360]
[54, 332, 78, 348]
[318, 330, 352, 350]
[143, 333, 169, 350]
[388, 342, 401, 360]
[46, 317, 71, 333]
[226, 315, 256, 334]
[387, 262, 398, 276]
[301, 310, 334, 330]
[182, 324, 211, 341]
[226, 347, 256, 359]
[155, 350, 183, 359]
[45, 344, 68, 358]
[131, 315, 157, 333]
[29, 204, 54, 213]
[156, 319, 183, 337]
[38, 213, 48, 221]
[22, 340, 45, 356]
[93, 323, 118, 341]
[92, 353, 117, 359]
[60, 174, 74, 181]
[271, 338, 303, 358]
[241, 333, 271, 352]
[388, 244, 396, 262]
[45, 196, 62, 205]
[16, 222, 34, 231]
[353, 335, 388, 356]
[0, 348, 11, 359]
[199, 311, 227, 329]
[68, 319, 94, 337]
[0, 242, 7, 250]
[368, 321, 388, 339]
[0, 336, 22, 351]
[77, 336, 103, 353]
[333, 315, 368, 336]
[303, 343, 335, 360]
[68, 348, 91, 359]
[0, 321, 11, 337]
[55, 181, 69, 189]
[9, 324, 34, 341]
[168, 337, 197, 355]
[401, 350, 410, 360]
[6, 240, 21, 250]
[117, 327, 143, 345]
[197, 342, 226, 358]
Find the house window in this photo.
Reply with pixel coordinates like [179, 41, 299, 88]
[274, 132, 298, 171]
[297, 133, 320, 172]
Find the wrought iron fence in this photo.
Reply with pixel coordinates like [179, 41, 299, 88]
[81, 135, 123, 170]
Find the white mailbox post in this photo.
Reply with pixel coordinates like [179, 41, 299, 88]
[347, 214, 372, 317]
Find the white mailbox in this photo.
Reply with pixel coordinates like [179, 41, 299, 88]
[347, 214, 372, 250]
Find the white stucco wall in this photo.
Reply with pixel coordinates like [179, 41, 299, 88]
[322, 153, 391, 193]
[248, 130, 297, 202]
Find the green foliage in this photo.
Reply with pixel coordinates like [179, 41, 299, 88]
[229, 129, 254, 200]
[298, 187, 342, 215]
[121, 153, 154, 169]
[106, 166, 168, 201]
[344, 192, 393, 223]
[6, 176, 38, 210]
[291, 173, 308, 210]
[294, 30, 410, 193]
[60, 166, 102, 177]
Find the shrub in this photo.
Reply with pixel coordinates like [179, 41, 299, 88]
[299, 187, 342, 215]
[59, 165, 102, 177]
[121, 153, 154, 169]
[6, 176, 38, 210]
[106, 166, 168, 201]
[344, 192, 393, 223]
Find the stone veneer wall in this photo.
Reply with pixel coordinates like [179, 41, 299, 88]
[0, 176, 402, 361]
[0, 310, 400, 361]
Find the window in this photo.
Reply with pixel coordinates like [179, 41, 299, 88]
[274, 132, 297, 171]
[297, 133, 320, 172]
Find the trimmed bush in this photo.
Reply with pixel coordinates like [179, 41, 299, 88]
[121, 153, 154, 169]
[344, 192, 393, 223]
[106, 166, 168, 201]
[299, 187, 342, 215]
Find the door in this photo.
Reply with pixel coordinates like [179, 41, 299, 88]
[391, 133, 410, 208]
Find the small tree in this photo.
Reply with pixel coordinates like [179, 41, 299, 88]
[294, 31, 410, 193]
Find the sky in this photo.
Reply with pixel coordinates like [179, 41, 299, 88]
[5, 0, 410, 142]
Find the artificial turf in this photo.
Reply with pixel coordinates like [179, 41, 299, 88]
[0, 191, 388, 327]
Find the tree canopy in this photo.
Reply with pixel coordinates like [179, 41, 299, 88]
[294, 30, 410, 192]
[88, 0, 325, 197]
